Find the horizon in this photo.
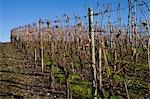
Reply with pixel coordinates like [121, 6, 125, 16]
[0, 0, 149, 42]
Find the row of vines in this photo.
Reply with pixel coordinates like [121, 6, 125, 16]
[10, 0, 149, 98]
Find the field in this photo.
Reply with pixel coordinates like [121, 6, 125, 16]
[0, 0, 150, 99]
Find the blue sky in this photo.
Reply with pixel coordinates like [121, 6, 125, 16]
[0, 0, 149, 42]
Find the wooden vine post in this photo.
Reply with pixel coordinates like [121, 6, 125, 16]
[144, 10, 150, 72]
[131, 0, 137, 62]
[148, 37, 150, 71]
[39, 19, 44, 73]
[117, 0, 123, 50]
[126, 0, 131, 49]
[33, 24, 37, 67]
[98, 36, 102, 98]
[147, 19, 150, 72]
[110, 24, 117, 71]
[133, 0, 137, 62]
[88, 8, 97, 99]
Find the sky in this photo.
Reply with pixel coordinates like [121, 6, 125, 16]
[0, 0, 149, 42]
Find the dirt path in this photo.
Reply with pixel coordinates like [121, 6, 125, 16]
[0, 42, 54, 99]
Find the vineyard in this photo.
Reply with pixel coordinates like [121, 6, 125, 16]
[0, 0, 150, 99]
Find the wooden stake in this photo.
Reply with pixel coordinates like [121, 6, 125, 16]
[98, 44, 102, 98]
[39, 19, 44, 73]
[88, 8, 97, 99]
[148, 38, 150, 71]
